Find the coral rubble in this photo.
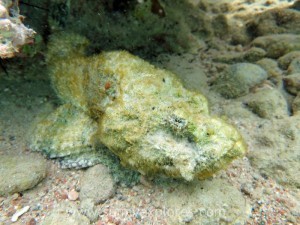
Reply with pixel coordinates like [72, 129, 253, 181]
[0, 0, 35, 58]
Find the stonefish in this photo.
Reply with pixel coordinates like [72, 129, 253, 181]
[29, 33, 246, 181]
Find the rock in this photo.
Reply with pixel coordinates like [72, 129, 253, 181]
[213, 51, 245, 64]
[240, 183, 254, 196]
[246, 8, 300, 37]
[213, 47, 266, 63]
[283, 73, 300, 95]
[27, 218, 37, 225]
[0, 0, 35, 58]
[30, 33, 247, 181]
[80, 198, 99, 222]
[41, 201, 90, 225]
[68, 189, 79, 201]
[47, 0, 208, 56]
[78, 162, 137, 221]
[243, 88, 289, 119]
[248, 116, 300, 188]
[256, 58, 282, 84]
[212, 63, 268, 98]
[292, 94, 300, 115]
[291, 0, 300, 10]
[80, 164, 115, 204]
[243, 47, 267, 62]
[278, 51, 300, 70]
[219, 101, 258, 121]
[0, 154, 47, 196]
[287, 58, 300, 74]
[251, 34, 300, 58]
[164, 178, 251, 225]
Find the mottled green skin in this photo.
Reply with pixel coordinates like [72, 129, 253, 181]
[96, 51, 246, 180]
[29, 104, 101, 169]
[30, 33, 246, 180]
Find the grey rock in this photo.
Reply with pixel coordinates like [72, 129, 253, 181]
[243, 47, 267, 62]
[41, 201, 90, 225]
[287, 58, 300, 74]
[213, 51, 244, 64]
[278, 51, 300, 70]
[256, 58, 282, 79]
[80, 198, 98, 222]
[283, 73, 300, 95]
[246, 8, 300, 37]
[0, 154, 47, 196]
[251, 34, 300, 58]
[248, 116, 300, 188]
[291, 0, 300, 10]
[240, 183, 254, 196]
[212, 63, 268, 98]
[80, 164, 115, 204]
[243, 88, 289, 119]
[164, 178, 251, 225]
[180, 211, 194, 223]
[213, 47, 266, 64]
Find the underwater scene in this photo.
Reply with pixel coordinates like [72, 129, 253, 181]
[0, 0, 299, 224]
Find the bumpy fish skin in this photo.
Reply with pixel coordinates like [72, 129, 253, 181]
[30, 33, 246, 180]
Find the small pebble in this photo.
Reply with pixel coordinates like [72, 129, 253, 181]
[257, 200, 264, 205]
[68, 189, 79, 201]
[96, 220, 105, 225]
[31, 204, 41, 211]
[241, 183, 254, 196]
[180, 211, 194, 223]
[134, 212, 142, 220]
[11, 193, 19, 200]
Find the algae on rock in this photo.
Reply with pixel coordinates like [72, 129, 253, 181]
[30, 33, 246, 181]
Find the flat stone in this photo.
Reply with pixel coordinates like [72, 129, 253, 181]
[213, 47, 266, 63]
[287, 58, 300, 74]
[164, 178, 251, 224]
[0, 154, 47, 196]
[243, 88, 289, 119]
[80, 164, 115, 204]
[251, 34, 300, 58]
[283, 73, 300, 95]
[243, 47, 267, 62]
[248, 116, 300, 188]
[41, 201, 89, 225]
[256, 58, 282, 84]
[246, 8, 300, 37]
[212, 63, 268, 98]
[278, 51, 300, 70]
[80, 198, 99, 222]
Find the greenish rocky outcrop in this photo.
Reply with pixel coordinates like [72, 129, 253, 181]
[0, 155, 47, 196]
[243, 88, 289, 119]
[251, 34, 300, 59]
[212, 63, 268, 99]
[30, 33, 246, 181]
